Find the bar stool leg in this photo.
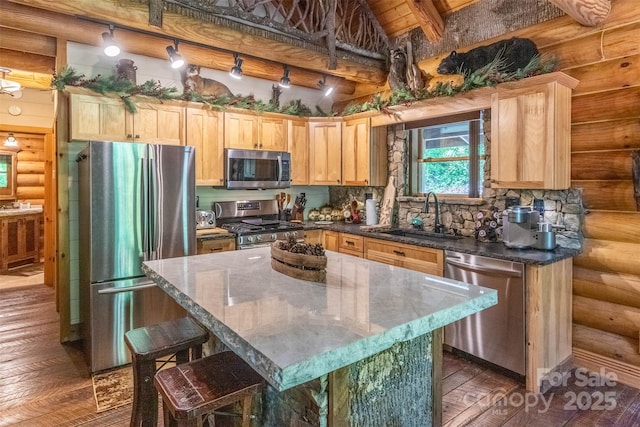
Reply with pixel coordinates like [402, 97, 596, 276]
[242, 395, 253, 427]
[130, 359, 158, 427]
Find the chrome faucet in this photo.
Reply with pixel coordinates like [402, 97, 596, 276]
[422, 192, 445, 234]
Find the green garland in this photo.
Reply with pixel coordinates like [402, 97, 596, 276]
[52, 55, 556, 117]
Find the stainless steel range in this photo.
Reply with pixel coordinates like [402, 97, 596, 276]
[214, 200, 303, 249]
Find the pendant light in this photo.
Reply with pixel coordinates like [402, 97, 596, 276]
[0, 68, 22, 95]
[102, 24, 120, 57]
[278, 65, 291, 89]
[166, 40, 185, 69]
[229, 53, 243, 79]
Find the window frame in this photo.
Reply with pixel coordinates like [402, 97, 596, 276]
[0, 150, 17, 200]
[408, 110, 486, 198]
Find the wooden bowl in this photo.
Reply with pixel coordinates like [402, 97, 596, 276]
[271, 244, 327, 283]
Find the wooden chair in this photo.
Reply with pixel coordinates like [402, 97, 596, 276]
[124, 317, 209, 427]
[154, 351, 265, 427]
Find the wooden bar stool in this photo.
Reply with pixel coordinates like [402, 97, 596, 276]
[155, 351, 265, 427]
[124, 317, 209, 427]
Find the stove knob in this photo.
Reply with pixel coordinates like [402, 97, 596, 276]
[271, 233, 278, 240]
[256, 235, 262, 241]
[291, 231, 298, 238]
[247, 236, 255, 243]
[284, 232, 290, 239]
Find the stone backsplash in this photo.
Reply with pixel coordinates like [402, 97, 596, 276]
[329, 121, 585, 250]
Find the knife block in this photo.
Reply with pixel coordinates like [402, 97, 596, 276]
[291, 205, 304, 221]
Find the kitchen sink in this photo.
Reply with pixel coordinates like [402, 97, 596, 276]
[380, 229, 462, 240]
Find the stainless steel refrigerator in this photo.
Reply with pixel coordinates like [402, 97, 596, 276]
[78, 140, 196, 372]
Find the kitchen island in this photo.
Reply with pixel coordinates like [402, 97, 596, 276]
[143, 248, 496, 426]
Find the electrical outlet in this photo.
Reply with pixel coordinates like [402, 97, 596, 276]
[533, 199, 544, 215]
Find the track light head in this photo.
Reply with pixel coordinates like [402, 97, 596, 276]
[229, 53, 243, 79]
[279, 65, 291, 89]
[317, 76, 334, 96]
[102, 24, 120, 57]
[166, 40, 184, 69]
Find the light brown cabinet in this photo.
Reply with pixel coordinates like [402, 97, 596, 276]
[323, 230, 340, 252]
[303, 229, 323, 245]
[288, 119, 309, 185]
[490, 76, 575, 190]
[186, 108, 225, 186]
[1, 214, 40, 272]
[338, 233, 364, 258]
[224, 112, 287, 151]
[309, 119, 342, 185]
[364, 237, 443, 276]
[341, 118, 387, 187]
[69, 94, 185, 145]
[196, 237, 236, 254]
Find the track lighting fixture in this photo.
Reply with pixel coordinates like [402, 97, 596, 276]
[166, 40, 185, 69]
[229, 53, 243, 79]
[102, 24, 120, 57]
[278, 65, 291, 89]
[317, 76, 334, 96]
[0, 68, 22, 95]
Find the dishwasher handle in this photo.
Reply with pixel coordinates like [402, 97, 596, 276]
[445, 258, 523, 278]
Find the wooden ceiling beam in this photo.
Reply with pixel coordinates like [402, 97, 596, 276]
[0, 2, 356, 94]
[5, 0, 387, 85]
[547, 0, 611, 27]
[404, 0, 445, 42]
[0, 48, 55, 74]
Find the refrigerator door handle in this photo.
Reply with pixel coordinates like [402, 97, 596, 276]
[97, 282, 157, 294]
[141, 158, 150, 261]
[149, 156, 159, 260]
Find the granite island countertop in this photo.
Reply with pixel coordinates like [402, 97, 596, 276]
[142, 247, 497, 391]
[302, 221, 580, 265]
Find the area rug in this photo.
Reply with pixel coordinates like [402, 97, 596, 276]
[92, 365, 134, 413]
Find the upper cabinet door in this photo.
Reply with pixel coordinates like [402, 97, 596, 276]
[133, 104, 185, 145]
[491, 80, 572, 190]
[258, 116, 287, 151]
[288, 119, 309, 185]
[69, 94, 129, 141]
[224, 112, 259, 149]
[309, 120, 342, 185]
[185, 108, 224, 186]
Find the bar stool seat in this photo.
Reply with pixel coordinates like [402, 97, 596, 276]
[155, 351, 265, 427]
[124, 317, 209, 427]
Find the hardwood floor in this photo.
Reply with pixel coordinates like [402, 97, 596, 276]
[1, 283, 639, 426]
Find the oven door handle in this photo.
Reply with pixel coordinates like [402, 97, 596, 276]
[445, 258, 523, 278]
[239, 243, 273, 249]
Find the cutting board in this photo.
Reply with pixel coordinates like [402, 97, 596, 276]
[196, 228, 229, 236]
[378, 176, 396, 226]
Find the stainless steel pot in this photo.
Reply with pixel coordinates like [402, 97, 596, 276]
[507, 206, 532, 223]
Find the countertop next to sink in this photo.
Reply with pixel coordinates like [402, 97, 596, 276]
[302, 221, 581, 265]
[0, 207, 43, 218]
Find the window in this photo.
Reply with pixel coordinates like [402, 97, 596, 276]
[410, 111, 485, 198]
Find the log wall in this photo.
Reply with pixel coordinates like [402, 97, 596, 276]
[411, 0, 640, 387]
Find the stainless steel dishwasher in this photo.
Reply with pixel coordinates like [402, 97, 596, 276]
[444, 250, 526, 376]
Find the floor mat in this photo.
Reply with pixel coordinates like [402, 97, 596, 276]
[92, 365, 133, 413]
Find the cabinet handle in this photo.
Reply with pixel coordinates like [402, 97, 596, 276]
[135, 134, 140, 139]
[393, 250, 406, 256]
[337, 179, 341, 184]
[209, 247, 223, 252]
[127, 134, 133, 138]
[346, 240, 355, 245]
[254, 143, 258, 148]
[365, 179, 369, 185]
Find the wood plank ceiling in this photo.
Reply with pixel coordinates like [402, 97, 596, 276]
[0, 0, 611, 98]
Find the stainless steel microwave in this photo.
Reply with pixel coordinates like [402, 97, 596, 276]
[225, 149, 291, 189]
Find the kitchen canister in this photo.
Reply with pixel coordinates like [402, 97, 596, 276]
[365, 198, 378, 225]
[116, 58, 137, 83]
